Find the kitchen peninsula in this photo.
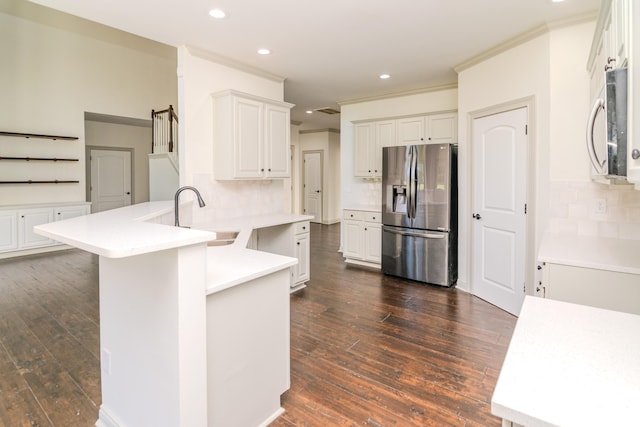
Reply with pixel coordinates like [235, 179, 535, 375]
[34, 201, 312, 427]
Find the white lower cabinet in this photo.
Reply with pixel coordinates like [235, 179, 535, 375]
[0, 210, 18, 251]
[294, 222, 310, 286]
[18, 208, 55, 248]
[537, 262, 640, 315]
[256, 220, 311, 292]
[0, 203, 91, 257]
[343, 209, 382, 268]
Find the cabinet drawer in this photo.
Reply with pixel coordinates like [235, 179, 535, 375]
[295, 221, 310, 235]
[344, 210, 364, 221]
[364, 212, 381, 223]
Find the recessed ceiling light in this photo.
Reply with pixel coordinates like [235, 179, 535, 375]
[551, 0, 565, 2]
[306, 110, 313, 114]
[379, 74, 391, 79]
[257, 48, 271, 55]
[208, 9, 226, 19]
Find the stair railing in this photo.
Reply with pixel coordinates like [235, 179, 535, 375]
[151, 105, 178, 157]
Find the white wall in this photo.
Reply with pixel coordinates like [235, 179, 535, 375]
[0, 0, 177, 206]
[85, 120, 152, 204]
[177, 46, 290, 223]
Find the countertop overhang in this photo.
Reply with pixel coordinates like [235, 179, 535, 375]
[492, 296, 640, 426]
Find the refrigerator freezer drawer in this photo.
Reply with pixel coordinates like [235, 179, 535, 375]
[381, 226, 457, 287]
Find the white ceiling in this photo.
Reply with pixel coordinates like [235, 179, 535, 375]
[30, 0, 601, 130]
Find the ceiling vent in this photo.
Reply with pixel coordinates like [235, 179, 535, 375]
[314, 107, 340, 115]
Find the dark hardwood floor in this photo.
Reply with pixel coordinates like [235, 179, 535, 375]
[0, 223, 516, 426]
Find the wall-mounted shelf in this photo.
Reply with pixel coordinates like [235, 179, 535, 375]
[0, 180, 80, 184]
[0, 131, 78, 141]
[0, 156, 79, 162]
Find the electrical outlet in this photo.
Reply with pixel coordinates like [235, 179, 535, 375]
[594, 198, 607, 214]
[102, 348, 112, 375]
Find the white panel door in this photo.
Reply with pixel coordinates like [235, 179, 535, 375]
[18, 208, 55, 248]
[294, 233, 310, 284]
[472, 108, 528, 316]
[265, 104, 290, 178]
[303, 152, 322, 223]
[90, 149, 132, 213]
[397, 117, 425, 145]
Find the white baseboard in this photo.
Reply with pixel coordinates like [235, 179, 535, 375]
[96, 406, 124, 427]
[344, 258, 381, 270]
[0, 244, 73, 260]
[257, 407, 285, 427]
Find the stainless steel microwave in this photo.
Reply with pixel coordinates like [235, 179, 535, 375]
[586, 68, 628, 179]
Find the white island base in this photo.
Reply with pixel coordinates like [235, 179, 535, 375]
[34, 202, 303, 427]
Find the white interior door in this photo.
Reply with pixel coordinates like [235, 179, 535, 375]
[90, 149, 132, 213]
[303, 152, 322, 223]
[472, 108, 528, 316]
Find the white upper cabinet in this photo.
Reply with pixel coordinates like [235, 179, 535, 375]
[354, 122, 378, 177]
[398, 113, 458, 145]
[212, 90, 293, 180]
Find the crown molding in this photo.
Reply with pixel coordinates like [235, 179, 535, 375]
[186, 45, 285, 83]
[338, 82, 458, 106]
[455, 11, 598, 73]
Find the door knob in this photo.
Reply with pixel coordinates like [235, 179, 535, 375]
[472, 213, 482, 220]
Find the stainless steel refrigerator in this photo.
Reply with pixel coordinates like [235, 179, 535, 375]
[381, 144, 457, 286]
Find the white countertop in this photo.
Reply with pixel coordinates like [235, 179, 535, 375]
[35, 202, 312, 294]
[492, 296, 640, 427]
[34, 201, 215, 258]
[538, 232, 640, 275]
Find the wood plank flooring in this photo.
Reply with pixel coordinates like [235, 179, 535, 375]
[0, 223, 516, 426]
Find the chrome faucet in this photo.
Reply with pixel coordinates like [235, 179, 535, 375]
[174, 186, 206, 227]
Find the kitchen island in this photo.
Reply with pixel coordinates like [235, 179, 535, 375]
[492, 296, 640, 427]
[35, 202, 312, 427]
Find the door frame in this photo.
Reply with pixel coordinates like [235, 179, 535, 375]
[85, 145, 135, 205]
[302, 150, 324, 223]
[468, 96, 536, 300]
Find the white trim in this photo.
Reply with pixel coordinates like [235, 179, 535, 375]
[96, 405, 126, 427]
[338, 83, 458, 106]
[185, 45, 285, 83]
[257, 407, 286, 427]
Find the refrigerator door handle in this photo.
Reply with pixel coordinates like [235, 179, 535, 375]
[409, 145, 417, 219]
[384, 227, 445, 239]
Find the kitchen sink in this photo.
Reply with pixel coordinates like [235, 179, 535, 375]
[207, 231, 239, 246]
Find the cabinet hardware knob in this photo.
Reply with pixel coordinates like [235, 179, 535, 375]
[268, 168, 271, 172]
[297, 242, 300, 245]
[302, 226, 306, 230]
[261, 168, 265, 172]
[632, 149, 640, 160]
[372, 217, 376, 220]
[368, 170, 371, 173]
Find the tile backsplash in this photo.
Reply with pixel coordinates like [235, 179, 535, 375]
[548, 181, 640, 239]
[190, 174, 285, 224]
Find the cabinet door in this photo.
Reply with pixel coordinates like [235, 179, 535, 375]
[0, 210, 18, 252]
[354, 123, 374, 177]
[265, 104, 291, 178]
[294, 233, 310, 284]
[18, 208, 55, 248]
[363, 223, 381, 263]
[426, 113, 457, 144]
[397, 117, 425, 145]
[612, 0, 628, 67]
[234, 97, 264, 178]
[55, 205, 89, 221]
[343, 219, 363, 259]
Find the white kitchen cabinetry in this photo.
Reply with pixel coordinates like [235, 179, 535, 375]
[536, 262, 640, 315]
[256, 220, 311, 292]
[293, 221, 310, 286]
[397, 113, 457, 145]
[0, 210, 18, 252]
[343, 209, 381, 268]
[0, 202, 90, 257]
[18, 208, 55, 248]
[212, 90, 293, 180]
